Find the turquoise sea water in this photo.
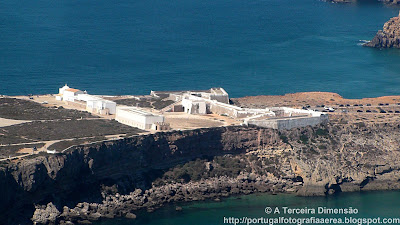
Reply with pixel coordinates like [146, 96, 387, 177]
[94, 191, 400, 225]
[1, 0, 400, 98]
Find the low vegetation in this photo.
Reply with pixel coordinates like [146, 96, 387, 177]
[47, 137, 106, 151]
[152, 154, 281, 186]
[0, 119, 142, 145]
[0, 98, 96, 120]
[0, 143, 45, 159]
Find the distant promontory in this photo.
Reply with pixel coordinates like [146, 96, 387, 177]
[364, 12, 400, 48]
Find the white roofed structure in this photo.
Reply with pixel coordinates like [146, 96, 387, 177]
[115, 106, 165, 130]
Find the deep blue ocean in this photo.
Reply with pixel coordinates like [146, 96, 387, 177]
[1, 0, 400, 98]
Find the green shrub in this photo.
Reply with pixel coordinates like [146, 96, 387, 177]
[279, 135, 289, 144]
[315, 128, 329, 136]
[300, 134, 308, 144]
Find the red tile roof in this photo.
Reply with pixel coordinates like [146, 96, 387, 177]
[65, 88, 81, 93]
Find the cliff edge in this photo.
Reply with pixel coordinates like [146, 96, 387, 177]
[2, 121, 400, 224]
[364, 11, 400, 48]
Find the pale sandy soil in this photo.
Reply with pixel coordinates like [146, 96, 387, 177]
[164, 112, 239, 130]
[232, 92, 400, 108]
[0, 118, 31, 127]
[233, 92, 400, 125]
[16, 148, 34, 154]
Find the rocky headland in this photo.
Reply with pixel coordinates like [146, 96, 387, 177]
[364, 11, 400, 48]
[1, 117, 400, 224]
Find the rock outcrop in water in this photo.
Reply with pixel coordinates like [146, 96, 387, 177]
[364, 12, 400, 48]
[2, 122, 400, 224]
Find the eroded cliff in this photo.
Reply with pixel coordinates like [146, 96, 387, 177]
[1, 122, 400, 224]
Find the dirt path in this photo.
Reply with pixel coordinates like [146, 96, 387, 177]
[0, 133, 145, 162]
[0, 118, 31, 128]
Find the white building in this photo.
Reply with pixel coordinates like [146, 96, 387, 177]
[181, 94, 207, 115]
[76, 94, 116, 115]
[58, 84, 70, 95]
[204, 87, 230, 104]
[87, 99, 116, 115]
[115, 106, 165, 130]
[56, 85, 116, 115]
[56, 84, 70, 101]
[57, 85, 85, 102]
[243, 107, 329, 130]
[63, 88, 84, 102]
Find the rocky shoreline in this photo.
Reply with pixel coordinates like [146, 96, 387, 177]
[33, 171, 400, 224]
[364, 11, 400, 48]
[41, 175, 296, 225]
[2, 121, 400, 224]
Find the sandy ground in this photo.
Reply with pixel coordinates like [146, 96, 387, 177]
[233, 92, 400, 125]
[16, 148, 35, 154]
[0, 118, 31, 128]
[164, 112, 240, 130]
[232, 92, 400, 108]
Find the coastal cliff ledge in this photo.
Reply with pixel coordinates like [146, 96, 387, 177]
[2, 118, 400, 224]
[364, 11, 400, 48]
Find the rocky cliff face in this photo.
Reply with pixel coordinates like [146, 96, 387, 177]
[364, 12, 400, 48]
[2, 122, 400, 224]
[0, 126, 282, 224]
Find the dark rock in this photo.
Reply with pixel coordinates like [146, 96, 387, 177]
[31, 202, 60, 225]
[340, 183, 360, 193]
[77, 220, 92, 224]
[297, 185, 327, 197]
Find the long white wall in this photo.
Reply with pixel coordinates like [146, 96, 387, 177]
[245, 114, 329, 130]
[115, 107, 164, 130]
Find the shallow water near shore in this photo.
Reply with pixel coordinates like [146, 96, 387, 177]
[1, 0, 400, 98]
[94, 191, 400, 225]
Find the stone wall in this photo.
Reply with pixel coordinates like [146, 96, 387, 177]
[246, 114, 328, 130]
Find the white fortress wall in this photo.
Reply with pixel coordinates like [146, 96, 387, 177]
[276, 116, 327, 130]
